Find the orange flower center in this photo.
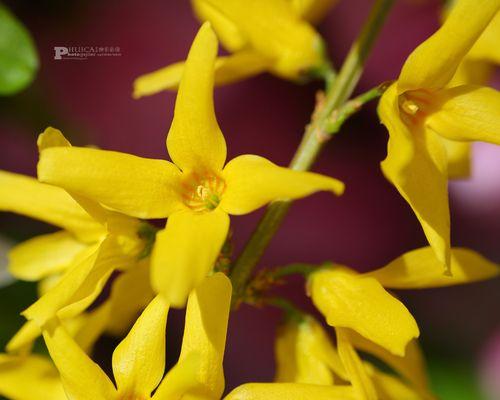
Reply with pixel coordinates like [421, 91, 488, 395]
[398, 89, 435, 126]
[181, 171, 226, 212]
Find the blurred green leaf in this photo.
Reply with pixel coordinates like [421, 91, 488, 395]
[0, 3, 38, 95]
[429, 355, 486, 400]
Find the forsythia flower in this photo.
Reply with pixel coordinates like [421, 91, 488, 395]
[308, 246, 499, 356]
[378, 0, 500, 271]
[0, 131, 155, 351]
[43, 273, 231, 400]
[274, 316, 435, 400]
[37, 23, 344, 307]
[133, 0, 336, 97]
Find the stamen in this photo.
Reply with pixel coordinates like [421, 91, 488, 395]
[401, 99, 419, 115]
[182, 172, 225, 212]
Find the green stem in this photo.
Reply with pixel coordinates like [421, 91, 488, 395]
[230, 0, 395, 307]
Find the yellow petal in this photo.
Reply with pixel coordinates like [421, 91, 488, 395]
[6, 321, 41, 355]
[365, 247, 499, 289]
[167, 22, 227, 173]
[309, 267, 419, 356]
[344, 330, 432, 397]
[133, 50, 270, 97]
[105, 262, 155, 336]
[179, 273, 232, 398]
[426, 85, 500, 145]
[224, 383, 357, 400]
[0, 170, 102, 242]
[398, 0, 500, 91]
[220, 155, 344, 215]
[8, 231, 87, 281]
[379, 84, 451, 268]
[449, 59, 495, 86]
[23, 235, 134, 327]
[368, 366, 424, 400]
[38, 146, 184, 219]
[69, 302, 112, 354]
[112, 295, 169, 398]
[192, 0, 247, 52]
[440, 137, 471, 179]
[466, 11, 500, 64]
[0, 354, 67, 400]
[43, 322, 117, 400]
[289, 0, 338, 23]
[152, 353, 204, 400]
[335, 328, 377, 400]
[151, 210, 229, 307]
[196, 0, 325, 79]
[275, 316, 346, 384]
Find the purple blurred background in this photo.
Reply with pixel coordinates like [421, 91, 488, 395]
[0, 0, 499, 397]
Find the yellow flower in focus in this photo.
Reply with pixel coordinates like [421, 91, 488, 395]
[133, 0, 336, 98]
[378, 0, 500, 271]
[43, 273, 232, 400]
[38, 23, 344, 308]
[308, 246, 499, 356]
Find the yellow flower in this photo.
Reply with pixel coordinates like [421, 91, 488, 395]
[308, 246, 499, 356]
[133, 0, 336, 97]
[38, 23, 344, 307]
[378, 0, 500, 271]
[0, 129, 155, 349]
[273, 315, 435, 400]
[43, 273, 232, 400]
[0, 354, 67, 400]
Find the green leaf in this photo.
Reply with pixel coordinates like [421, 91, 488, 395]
[0, 3, 38, 95]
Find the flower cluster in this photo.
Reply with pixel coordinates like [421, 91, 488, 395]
[0, 0, 499, 399]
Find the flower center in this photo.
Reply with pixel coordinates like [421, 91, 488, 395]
[398, 89, 435, 126]
[181, 172, 226, 212]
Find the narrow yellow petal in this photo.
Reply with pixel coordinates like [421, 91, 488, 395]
[37, 126, 71, 150]
[0, 354, 67, 400]
[427, 85, 500, 145]
[38, 146, 184, 219]
[6, 320, 41, 355]
[192, 0, 247, 52]
[309, 267, 419, 356]
[151, 210, 229, 307]
[289, 0, 338, 23]
[0, 170, 103, 242]
[440, 137, 471, 179]
[133, 50, 270, 97]
[335, 328, 377, 400]
[179, 273, 232, 398]
[105, 262, 155, 336]
[112, 295, 169, 398]
[275, 316, 346, 384]
[344, 329, 432, 397]
[70, 302, 112, 354]
[365, 247, 499, 289]
[167, 22, 227, 173]
[23, 235, 134, 327]
[398, 0, 500, 91]
[465, 11, 500, 64]
[220, 155, 344, 215]
[43, 322, 117, 400]
[368, 366, 424, 400]
[450, 59, 495, 86]
[8, 231, 87, 281]
[379, 84, 451, 268]
[224, 383, 357, 400]
[152, 353, 204, 400]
